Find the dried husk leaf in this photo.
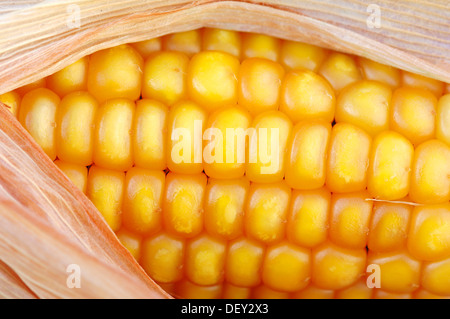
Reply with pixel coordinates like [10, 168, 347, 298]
[0, 105, 169, 299]
[0, 0, 449, 299]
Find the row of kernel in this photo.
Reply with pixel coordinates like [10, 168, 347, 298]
[74, 166, 450, 263]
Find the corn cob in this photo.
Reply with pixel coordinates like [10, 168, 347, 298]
[3, 28, 450, 299]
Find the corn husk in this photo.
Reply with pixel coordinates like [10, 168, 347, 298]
[0, 0, 448, 299]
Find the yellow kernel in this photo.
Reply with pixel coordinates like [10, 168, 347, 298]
[241, 33, 280, 61]
[336, 80, 392, 136]
[292, 285, 334, 299]
[436, 94, 450, 146]
[280, 41, 328, 72]
[163, 172, 206, 238]
[287, 188, 330, 248]
[142, 51, 189, 106]
[185, 234, 226, 286]
[47, 56, 89, 97]
[203, 28, 241, 58]
[318, 52, 361, 93]
[56, 91, 98, 166]
[329, 191, 373, 249]
[407, 203, 450, 262]
[54, 160, 88, 194]
[244, 181, 291, 244]
[410, 139, 450, 204]
[225, 237, 264, 287]
[390, 87, 437, 145]
[175, 280, 222, 299]
[262, 242, 311, 292]
[357, 57, 401, 88]
[222, 283, 251, 299]
[246, 111, 293, 183]
[86, 166, 125, 232]
[203, 105, 251, 179]
[368, 202, 412, 253]
[93, 99, 134, 171]
[166, 100, 207, 175]
[238, 58, 285, 116]
[251, 285, 290, 299]
[130, 37, 162, 59]
[413, 289, 450, 299]
[326, 123, 371, 193]
[367, 131, 414, 200]
[204, 178, 249, 240]
[116, 228, 142, 260]
[19, 88, 60, 160]
[368, 250, 421, 293]
[0, 91, 21, 118]
[421, 259, 450, 296]
[402, 71, 444, 97]
[280, 70, 335, 123]
[141, 234, 184, 283]
[162, 30, 202, 58]
[312, 241, 366, 290]
[132, 99, 168, 171]
[187, 51, 240, 112]
[335, 278, 373, 299]
[374, 290, 412, 299]
[285, 121, 331, 190]
[122, 168, 164, 236]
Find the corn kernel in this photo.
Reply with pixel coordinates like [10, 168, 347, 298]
[246, 111, 293, 183]
[203, 28, 241, 58]
[166, 101, 207, 175]
[368, 202, 412, 253]
[291, 285, 334, 299]
[116, 228, 142, 260]
[238, 58, 284, 116]
[204, 178, 249, 240]
[133, 99, 168, 171]
[54, 160, 88, 194]
[56, 91, 98, 166]
[47, 56, 88, 97]
[357, 57, 401, 88]
[280, 70, 335, 123]
[222, 283, 251, 299]
[329, 191, 373, 249]
[203, 105, 251, 179]
[93, 99, 134, 171]
[414, 289, 450, 299]
[409, 139, 450, 204]
[187, 51, 239, 112]
[162, 30, 202, 57]
[130, 37, 162, 59]
[367, 131, 414, 200]
[280, 41, 328, 72]
[326, 123, 371, 193]
[390, 87, 437, 145]
[141, 233, 184, 283]
[122, 168, 164, 236]
[368, 250, 421, 293]
[251, 285, 289, 299]
[335, 278, 373, 299]
[244, 181, 291, 244]
[225, 237, 264, 287]
[402, 71, 444, 97]
[175, 280, 222, 299]
[87, 44, 143, 103]
[142, 52, 189, 106]
[86, 166, 125, 232]
[287, 188, 330, 248]
[185, 234, 226, 286]
[318, 52, 361, 93]
[374, 290, 412, 299]
[163, 172, 206, 238]
[407, 203, 450, 261]
[241, 33, 280, 61]
[19, 88, 60, 160]
[0, 91, 21, 118]
[312, 242, 366, 290]
[421, 259, 450, 296]
[436, 94, 450, 146]
[336, 80, 392, 136]
[262, 242, 311, 292]
[285, 121, 331, 190]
